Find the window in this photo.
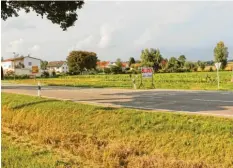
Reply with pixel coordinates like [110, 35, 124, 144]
[28, 62, 32, 66]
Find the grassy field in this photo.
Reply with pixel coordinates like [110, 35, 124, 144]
[2, 134, 59, 168]
[2, 93, 233, 167]
[5, 71, 233, 90]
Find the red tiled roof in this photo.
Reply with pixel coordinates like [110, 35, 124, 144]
[121, 62, 128, 67]
[2, 56, 41, 62]
[97, 61, 110, 68]
[48, 61, 66, 67]
[2, 56, 24, 62]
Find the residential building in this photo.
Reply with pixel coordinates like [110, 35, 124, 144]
[47, 61, 69, 73]
[96, 61, 129, 70]
[1, 56, 41, 76]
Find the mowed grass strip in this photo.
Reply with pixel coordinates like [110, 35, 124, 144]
[2, 93, 233, 168]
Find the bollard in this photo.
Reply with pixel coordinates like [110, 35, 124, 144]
[38, 82, 41, 97]
[132, 78, 136, 89]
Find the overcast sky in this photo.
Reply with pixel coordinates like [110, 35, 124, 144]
[1, 1, 233, 62]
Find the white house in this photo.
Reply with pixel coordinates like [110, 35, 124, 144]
[1, 56, 41, 76]
[47, 61, 69, 73]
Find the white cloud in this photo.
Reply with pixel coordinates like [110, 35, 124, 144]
[156, 3, 193, 25]
[1, 1, 233, 61]
[98, 24, 112, 48]
[134, 29, 151, 46]
[68, 45, 75, 53]
[29, 45, 40, 51]
[6, 38, 24, 53]
[75, 35, 94, 49]
[98, 19, 123, 48]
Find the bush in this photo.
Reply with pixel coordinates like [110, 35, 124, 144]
[104, 68, 111, 74]
[209, 67, 214, 72]
[110, 66, 122, 74]
[192, 67, 198, 72]
[41, 71, 50, 78]
[4, 73, 30, 80]
[5, 70, 14, 77]
[52, 71, 56, 77]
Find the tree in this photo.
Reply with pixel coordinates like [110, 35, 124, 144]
[128, 57, 136, 67]
[199, 62, 206, 71]
[178, 55, 186, 68]
[205, 60, 214, 66]
[167, 57, 179, 72]
[67, 51, 98, 75]
[116, 58, 122, 68]
[161, 59, 168, 70]
[41, 61, 48, 70]
[1, 1, 84, 31]
[15, 62, 25, 69]
[214, 41, 229, 70]
[184, 61, 197, 72]
[197, 60, 201, 66]
[110, 65, 122, 74]
[140, 48, 163, 68]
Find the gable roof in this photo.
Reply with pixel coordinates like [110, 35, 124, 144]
[24, 56, 41, 61]
[2, 56, 24, 62]
[48, 61, 66, 67]
[2, 56, 41, 62]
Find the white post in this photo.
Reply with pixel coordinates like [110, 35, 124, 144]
[215, 62, 221, 90]
[38, 82, 41, 97]
[132, 78, 136, 89]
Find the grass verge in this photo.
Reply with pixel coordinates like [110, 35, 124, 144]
[2, 133, 59, 168]
[2, 93, 233, 167]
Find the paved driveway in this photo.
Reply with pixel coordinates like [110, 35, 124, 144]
[2, 83, 233, 117]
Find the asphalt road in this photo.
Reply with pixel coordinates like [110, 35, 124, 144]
[2, 83, 233, 117]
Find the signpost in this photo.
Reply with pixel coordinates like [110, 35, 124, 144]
[141, 67, 153, 78]
[215, 62, 221, 90]
[138, 67, 155, 89]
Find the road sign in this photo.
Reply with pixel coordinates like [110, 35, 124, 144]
[141, 67, 153, 78]
[32, 66, 39, 73]
[215, 62, 221, 70]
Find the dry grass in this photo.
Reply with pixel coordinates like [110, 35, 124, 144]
[2, 93, 233, 167]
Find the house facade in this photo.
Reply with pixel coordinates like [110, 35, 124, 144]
[2, 56, 41, 76]
[47, 61, 69, 73]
